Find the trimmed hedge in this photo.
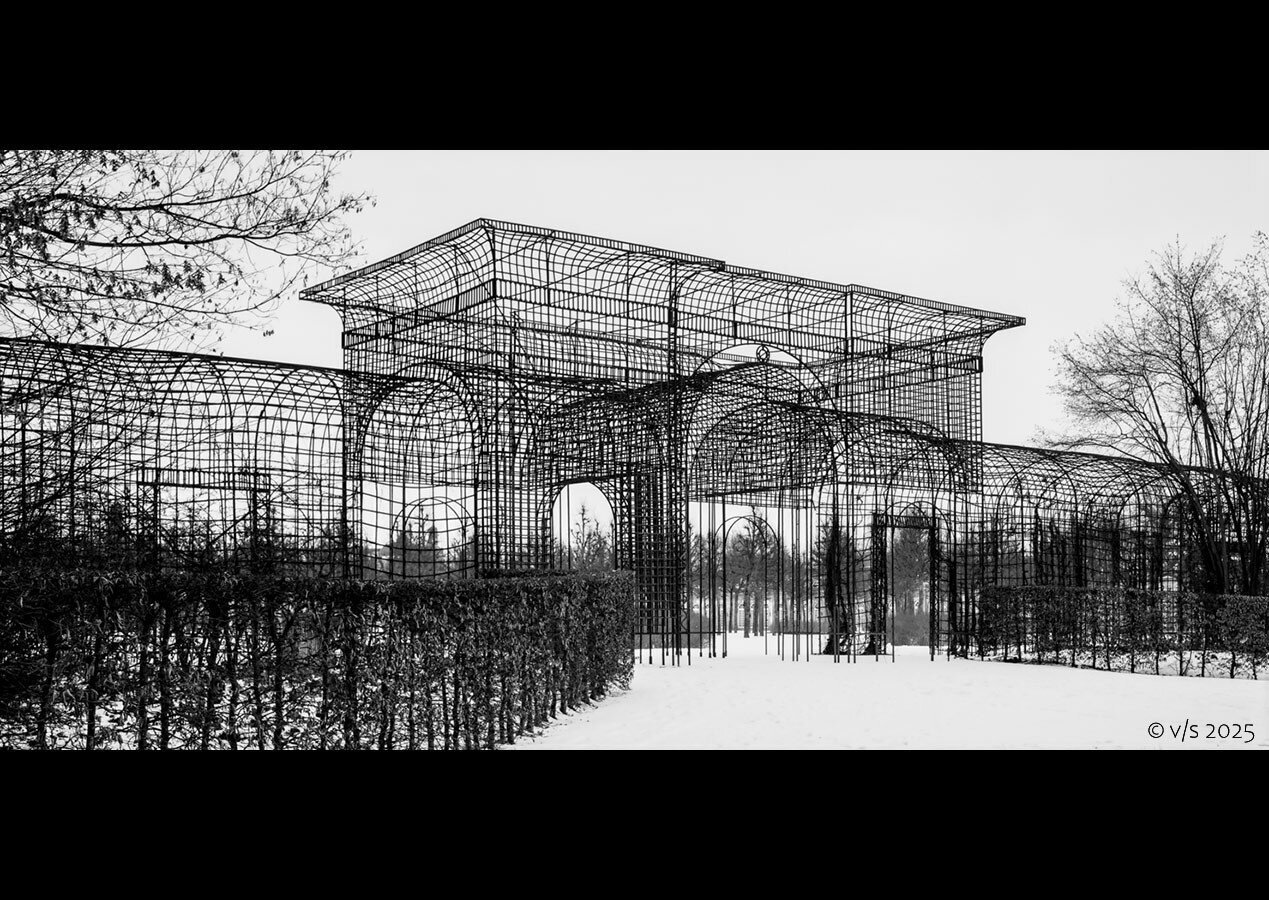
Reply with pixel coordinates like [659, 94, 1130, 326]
[975, 586, 1269, 678]
[0, 570, 635, 749]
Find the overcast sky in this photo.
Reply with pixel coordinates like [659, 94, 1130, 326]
[219, 149, 1269, 448]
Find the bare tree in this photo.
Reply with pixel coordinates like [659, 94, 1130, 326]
[568, 504, 614, 573]
[0, 149, 368, 349]
[891, 527, 928, 616]
[724, 517, 783, 637]
[1051, 235, 1269, 594]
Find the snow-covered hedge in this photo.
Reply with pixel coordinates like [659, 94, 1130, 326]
[0, 570, 635, 749]
[975, 586, 1269, 678]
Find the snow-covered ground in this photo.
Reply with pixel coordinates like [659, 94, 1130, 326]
[513, 637, 1269, 749]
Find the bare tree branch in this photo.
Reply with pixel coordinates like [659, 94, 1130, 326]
[0, 149, 370, 350]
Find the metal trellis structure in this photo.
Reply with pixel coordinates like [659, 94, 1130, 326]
[1, 219, 1254, 663]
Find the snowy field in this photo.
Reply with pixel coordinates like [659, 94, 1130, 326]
[513, 637, 1269, 750]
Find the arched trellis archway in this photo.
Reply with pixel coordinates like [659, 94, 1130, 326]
[684, 351, 846, 661]
[351, 372, 478, 580]
[539, 480, 617, 574]
[696, 513, 786, 656]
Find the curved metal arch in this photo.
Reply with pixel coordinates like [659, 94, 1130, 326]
[682, 359, 833, 459]
[689, 403, 842, 504]
[979, 443, 1180, 522]
[250, 366, 344, 452]
[532, 385, 674, 484]
[358, 377, 476, 474]
[391, 494, 476, 540]
[139, 353, 240, 474]
[534, 477, 622, 537]
[826, 413, 972, 493]
[709, 512, 787, 590]
[246, 368, 345, 532]
[345, 365, 481, 471]
[685, 342, 841, 417]
[689, 398, 836, 477]
[390, 361, 481, 428]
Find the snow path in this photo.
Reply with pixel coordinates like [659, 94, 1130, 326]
[513, 638, 1269, 749]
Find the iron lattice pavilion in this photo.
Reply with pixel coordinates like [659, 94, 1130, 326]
[0, 220, 1225, 660]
